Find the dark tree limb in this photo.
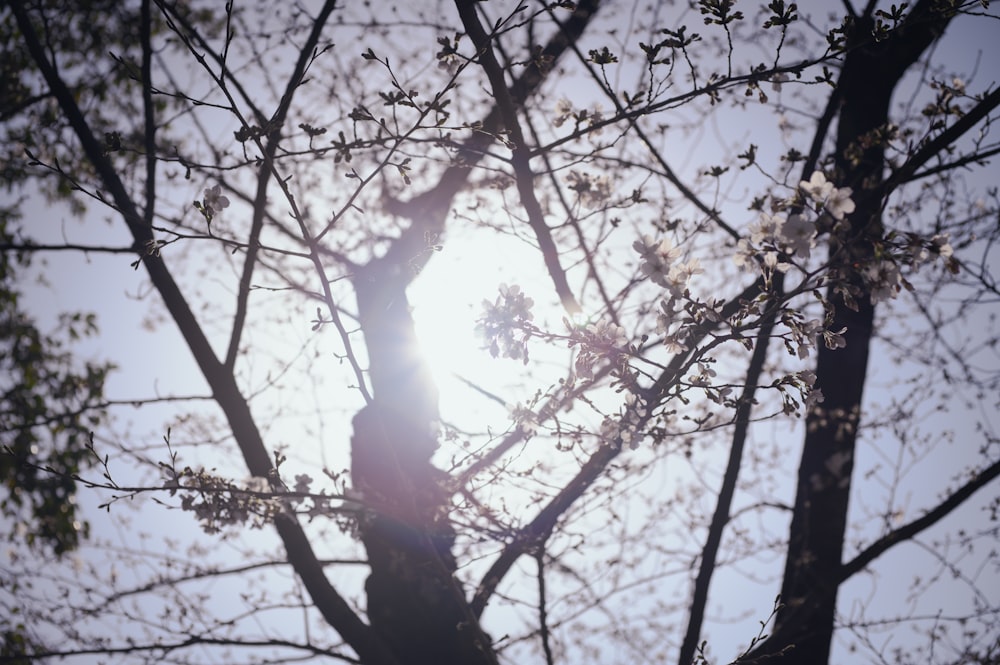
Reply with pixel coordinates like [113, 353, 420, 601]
[677, 301, 779, 665]
[346, 4, 602, 663]
[839, 456, 1000, 584]
[10, 5, 397, 664]
[678, 43, 846, 665]
[757, 3, 959, 662]
[455, 0, 581, 314]
[470, 279, 770, 617]
[223, 0, 338, 371]
[887, 85, 1000, 191]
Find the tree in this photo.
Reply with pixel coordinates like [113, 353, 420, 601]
[2, 0, 999, 663]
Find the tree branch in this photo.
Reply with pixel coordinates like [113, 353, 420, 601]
[886, 85, 1000, 192]
[0, 242, 137, 254]
[223, 0, 337, 371]
[839, 457, 1000, 583]
[11, 5, 396, 663]
[455, 0, 581, 314]
[471, 277, 767, 617]
[678, 301, 778, 665]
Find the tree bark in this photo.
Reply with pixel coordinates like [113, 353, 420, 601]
[347, 3, 600, 662]
[755, 4, 953, 663]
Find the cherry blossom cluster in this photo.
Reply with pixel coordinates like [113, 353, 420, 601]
[477, 284, 535, 363]
[552, 98, 605, 133]
[799, 171, 856, 221]
[733, 171, 852, 275]
[194, 183, 230, 224]
[731, 171, 953, 304]
[599, 393, 648, 450]
[481, 173, 956, 452]
[632, 235, 706, 353]
[567, 170, 613, 208]
[733, 211, 811, 274]
[569, 318, 630, 381]
[508, 401, 539, 437]
[772, 369, 825, 416]
[633, 236, 703, 298]
[860, 232, 954, 303]
[781, 313, 846, 360]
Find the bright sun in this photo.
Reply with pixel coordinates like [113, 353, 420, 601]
[408, 227, 556, 431]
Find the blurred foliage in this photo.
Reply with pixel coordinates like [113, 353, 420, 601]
[0, 207, 113, 557]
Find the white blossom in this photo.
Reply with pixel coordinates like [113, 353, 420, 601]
[822, 328, 848, 350]
[586, 318, 628, 349]
[931, 234, 953, 258]
[572, 317, 630, 380]
[509, 402, 538, 436]
[553, 98, 574, 127]
[478, 283, 535, 361]
[667, 257, 703, 294]
[863, 260, 902, 303]
[633, 235, 686, 291]
[567, 171, 612, 207]
[799, 171, 834, 203]
[203, 184, 230, 215]
[804, 387, 825, 410]
[733, 238, 757, 272]
[689, 362, 717, 387]
[825, 185, 855, 220]
[779, 214, 816, 259]
[793, 319, 825, 359]
[799, 171, 854, 220]
[750, 213, 783, 246]
[599, 416, 620, 444]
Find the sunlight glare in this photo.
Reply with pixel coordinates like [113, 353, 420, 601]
[409, 229, 555, 431]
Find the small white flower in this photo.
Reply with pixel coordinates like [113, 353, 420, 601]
[733, 238, 757, 272]
[800, 171, 834, 203]
[779, 214, 816, 259]
[689, 362, 717, 387]
[863, 260, 902, 303]
[804, 387, 824, 410]
[669, 257, 703, 284]
[762, 250, 790, 273]
[826, 186, 855, 221]
[586, 318, 628, 349]
[586, 104, 605, 134]
[823, 328, 848, 350]
[204, 184, 230, 215]
[800, 172, 854, 220]
[796, 370, 818, 387]
[567, 171, 612, 207]
[751, 213, 783, 245]
[634, 235, 682, 288]
[478, 284, 535, 361]
[509, 402, 538, 436]
[497, 283, 534, 320]
[931, 234, 953, 258]
[599, 416, 619, 443]
[553, 98, 574, 127]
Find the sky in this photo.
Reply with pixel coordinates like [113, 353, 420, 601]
[5, 1, 1000, 663]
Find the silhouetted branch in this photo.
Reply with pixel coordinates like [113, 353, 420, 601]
[11, 4, 396, 663]
[456, 0, 581, 313]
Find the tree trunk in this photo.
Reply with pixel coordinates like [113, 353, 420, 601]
[756, 4, 953, 663]
[350, 258, 497, 665]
